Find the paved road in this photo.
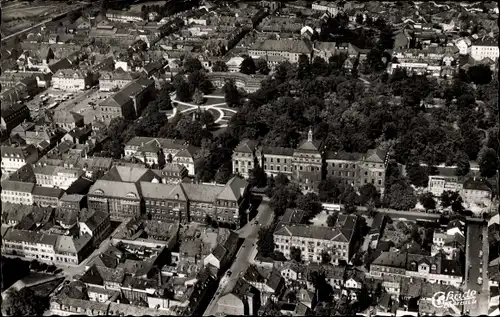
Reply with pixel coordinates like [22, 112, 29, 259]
[203, 198, 274, 316]
[463, 223, 490, 316]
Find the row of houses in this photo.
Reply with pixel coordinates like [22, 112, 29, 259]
[85, 165, 250, 227]
[1, 208, 111, 265]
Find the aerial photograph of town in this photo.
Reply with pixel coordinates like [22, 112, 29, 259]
[0, 0, 498, 316]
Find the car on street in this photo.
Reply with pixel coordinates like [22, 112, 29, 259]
[479, 267, 482, 274]
[479, 250, 483, 257]
[477, 277, 483, 285]
[226, 270, 232, 277]
[254, 220, 259, 225]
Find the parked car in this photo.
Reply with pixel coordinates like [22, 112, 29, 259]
[477, 277, 483, 285]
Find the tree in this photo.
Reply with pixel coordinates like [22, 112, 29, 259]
[296, 192, 322, 220]
[359, 183, 380, 206]
[419, 192, 436, 210]
[311, 56, 329, 77]
[193, 88, 204, 105]
[255, 58, 270, 75]
[270, 186, 299, 217]
[455, 151, 470, 176]
[297, 54, 311, 79]
[478, 147, 499, 178]
[406, 162, 429, 188]
[326, 212, 338, 227]
[355, 14, 364, 24]
[240, 56, 256, 75]
[183, 56, 203, 73]
[378, 25, 395, 50]
[384, 183, 417, 210]
[212, 60, 228, 72]
[363, 48, 385, 73]
[4, 288, 47, 316]
[176, 81, 192, 102]
[321, 251, 331, 264]
[290, 247, 302, 262]
[215, 167, 232, 184]
[440, 190, 464, 212]
[249, 165, 268, 188]
[274, 174, 290, 188]
[318, 178, 341, 203]
[467, 64, 493, 85]
[257, 226, 275, 257]
[223, 80, 241, 107]
[200, 110, 215, 127]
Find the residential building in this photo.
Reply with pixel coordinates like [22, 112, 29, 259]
[87, 180, 142, 220]
[99, 70, 138, 92]
[369, 251, 463, 287]
[313, 41, 337, 61]
[274, 214, 358, 264]
[248, 39, 314, 63]
[53, 110, 85, 132]
[232, 139, 258, 179]
[454, 38, 472, 55]
[461, 178, 492, 206]
[312, 1, 339, 16]
[98, 77, 155, 124]
[306, 263, 346, 290]
[32, 186, 65, 207]
[106, 10, 144, 23]
[1, 104, 31, 134]
[257, 145, 295, 179]
[2, 228, 92, 264]
[203, 230, 239, 270]
[243, 266, 285, 304]
[216, 278, 260, 316]
[470, 38, 499, 61]
[33, 164, 85, 190]
[1, 144, 39, 174]
[207, 72, 266, 93]
[1, 180, 35, 205]
[78, 209, 111, 247]
[124, 137, 197, 175]
[52, 69, 93, 91]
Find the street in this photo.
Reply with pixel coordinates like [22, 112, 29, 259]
[203, 198, 274, 316]
[463, 223, 490, 316]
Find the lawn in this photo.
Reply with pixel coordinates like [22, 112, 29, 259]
[203, 97, 226, 106]
[28, 277, 64, 297]
[222, 109, 236, 117]
[175, 104, 192, 112]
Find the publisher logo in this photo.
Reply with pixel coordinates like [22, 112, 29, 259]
[432, 290, 477, 309]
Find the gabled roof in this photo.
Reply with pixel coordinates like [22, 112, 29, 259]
[1, 180, 35, 193]
[216, 176, 248, 201]
[89, 180, 140, 199]
[100, 166, 150, 183]
[233, 139, 257, 153]
[81, 209, 109, 232]
[182, 183, 225, 203]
